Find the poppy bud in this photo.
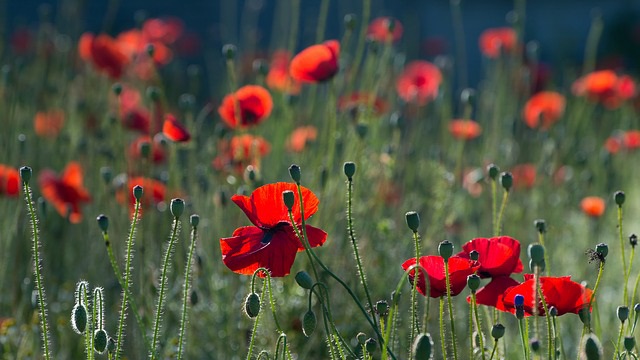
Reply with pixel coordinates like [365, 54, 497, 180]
[460, 88, 476, 107]
[582, 333, 603, 360]
[190, 214, 199, 228]
[500, 172, 513, 191]
[469, 250, 479, 261]
[133, 185, 143, 201]
[96, 214, 109, 233]
[302, 310, 317, 337]
[289, 164, 301, 184]
[190, 289, 198, 306]
[534, 219, 546, 234]
[244, 293, 260, 318]
[438, 240, 454, 261]
[549, 306, 558, 317]
[20, 166, 32, 184]
[356, 122, 368, 138]
[412, 333, 433, 360]
[344, 14, 357, 30]
[283, 190, 295, 211]
[145, 43, 155, 58]
[530, 338, 541, 353]
[578, 307, 591, 328]
[491, 324, 505, 340]
[528, 259, 546, 272]
[111, 82, 122, 96]
[356, 332, 367, 345]
[595, 243, 608, 259]
[487, 164, 499, 180]
[252, 59, 268, 76]
[170, 198, 185, 218]
[179, 93, 196, 110]
[295, 271, 314, 290]
[528, 244, 545, 265]
[618, 306, 629, 323]
[625, 336, 635, 352]
[71, 303, 87, 334]
[467, 274, 481, 292]
[107, 337, 116, 354]
[614, 191, 625, 206]
[630, 234, 638, 248]
[385, 18, 396, 33]
[365, 338, 377, 353]
[222, 44, 237, 60]
[94, 329, 108, 354]
[146, 86, 160, 102]
[405, 211, 420, 232]
[344, 162, 356, 180]
[100, 166, 113, 184]
[375, 300, 389, 317]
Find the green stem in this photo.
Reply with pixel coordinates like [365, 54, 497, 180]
[445, 260, 459, 360]
[489, 340, 498, 360]
[315, 0, 329, 43]
[349, 0, 371, 86]
[471, 293, 486, 360]
[440, 297, 448, 359]
[150, 217, 181, 359]
[535, 275, 553, 360]
[495, 190, 510, 235]
[519, 318, 529, 359]
[23, 178, 51, 360]
[246, 281, 266, 360]
[177, 221, 199, 360]
[615, 321, 626, 359]
[589, 261, 605, 318]
[582, 11, 603, 75]
[619, 205, 629, 307]
[410, 229, 421, 358]
[538, 231, 550, 274]
[491, 180, 497, 236]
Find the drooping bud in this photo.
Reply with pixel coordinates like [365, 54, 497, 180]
[133, 185, 143, 201]
[412, 333, 433, 360]
[365, 338, 377, 353]
[289, 164, 301, 184]
[283, 190, 295, 211]
[302, 310, 317, 337]
[244, 293, 261, 318]
[487, 164, 499, 180]
[491, 324, 505, 340]
[530, 338, 541, 353]
[170, 198, 185, 218]
[582, 333, 603, 360]
[20, 166, 32, 184]
[356, 332, 367, 345]
[467, 274, 481, 292]
[438, 240, 454, 261]
[614, 191, 625, 206]
[405, 211, 420, 232]
[534, 219, 546, 234]
[94, 329, 108, 354]
[500, 172, 513, 191]
[71, 303, 88, 334]
[344, 162, 356, 180]
[295, 271, 314, 290]
[618, 306, 629, 323]
[96, 214, 109, 233]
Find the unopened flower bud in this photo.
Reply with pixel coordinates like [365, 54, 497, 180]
[491, 324, 505, 340]
[365, 338, 377, 353]
[244, 293, 261, 318]
[356, 332, 367, 345]
[582, 333, 603, 360]
[133, 185, 144, 201]
[190, 214, 200, 228]
[145, 43, 155, 57]
[170, 198, 185, 218]
[412, 333, 433, 360]
[530, 338, 541, 353]
[615, 191, 625, 206]
[487, 164, 499, 180]
[302, 310, 317, 337]
[514, 294, 524, 307]
[500, 172, 513, 191]
[467, 274, 481, 292]
[344, 162, 356, 180]
[100, 166, 112, 184]
[534, 219, 546, 234]
[20, 166, 32, 184]
[71, 303, 87, 334]
[96, 214, 109, 233]
[460, 88, 476, 107]
[112, 83, 122, 96]
[146, 86, 160, 102]
[578, 307, 591, 328]
[405, 211, 420, 232]
[549, 306, 558, 317]
[618, 306, 629, 323]
[438, 240, 454, 261]
[625, 336, 635, 352]
[94, 329, 108, 354]
[222, 44, 237, 60]
[595, 243, 608, 259]
[283, 190, 295, 211]
[375, 300, 389, 317]
[289, 164, 301, 183]
[295, 271, 314, 290]
[252, 59, 268, 76]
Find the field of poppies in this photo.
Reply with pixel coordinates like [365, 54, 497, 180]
[2, 1, 640, 359]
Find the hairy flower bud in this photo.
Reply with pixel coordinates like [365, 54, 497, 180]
[302, 310, 317, 337]
[405, 211, 420, 232]
[244, 293, 261, 318]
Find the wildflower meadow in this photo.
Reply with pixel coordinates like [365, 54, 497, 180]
[2, 1, 640, 359]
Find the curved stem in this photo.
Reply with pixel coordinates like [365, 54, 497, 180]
[445, 261, 459, 360]
[246, 281, 267, 360]
[177, 221, 199, 360]
[495, 190, 510, 235]
[489, 339, 498, 360]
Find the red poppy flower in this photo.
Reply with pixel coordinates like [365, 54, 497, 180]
[396, 61, 442, 105]
[116, 176, 166, 215]
[337, 93, 389, 115]
[479, 27, 517, 58]
[212, 134, 271, 174]
[162, 114, 191, 142]
[572, 70, 636, 109]
[87, 34, 130, 79]
[38, 162, 91, 224]
[289, 40, 340, 83]
[605, 135, 622, 154]
[0, 165, 20, 197]
[511, 163, 537, 189]
[78, 32, 94, 62]
[456, 236, 524, 278]
[34, 109, 65, 138]
[472, 276, 520, 311]
[448, 119, 482, 140]
[502, 275, 592, 316]
[116, 29, 173, 66]
[523, 91, 566, 130]
[266, 50, 301, 95]
[581, 196, 605, 217]
[128, 135, 167, 164]
[286, 126, 318, 153]
[220, 182, 328, 277]
[367, 17, 403, 43]
[401, 256, 479, 298]
[623, 130, 640, 150]
[142, 17, 183, 45]
[218, 85, 273, 129]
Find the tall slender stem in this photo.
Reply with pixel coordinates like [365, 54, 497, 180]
[495, 190, 510, 235]
[471, 293, 486, 360]
[439, 297, 448, 359]
[445, 261, 459, 360]
[619, 205, 629, 306]
[177, 219, 199, 360]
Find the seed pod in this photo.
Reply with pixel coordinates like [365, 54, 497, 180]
[295, 271, 314, 290]
[288, 164, 301, 184]
[438, 240, 454, 261]
[71, 303, 87, 334]
[94, 329, 108, 354]
[412, 333, 433, 360]
[491, 324, 505, 340]
[405, 211, 420, 232]
[283, 190, 295, 211]
[302, 310, 317, 337]
[244, 293, 261, 318]
[343, 162, 356, 180]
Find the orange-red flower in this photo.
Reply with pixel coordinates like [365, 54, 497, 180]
[38, 162, 91, 223]
[129, 135, 167, 164]
[479, 27, 517, 58]
[142, 17, 183, 45]
[572, 70, 636, 109]
[266, 50, 301, 95]
[523, 91, 566, 130]
[0, 165, 20, 197]
[82, 33, 130, 79]
[605, 130, 640, 154]
[402, 256, 479, 298]
[286, 126, 318, 153]
[581, 196, 605, 217]
[511, 163, 537, 189]
[337, 93, 389, 115]
[212, 134, 271, 174]
[396, 60, 442, 105]
[117, 176, 166, 215]
[34, 109, 65, 138]
[162, 114, 191, 142]
[502, 275, 592, 316]
[448, 119, 482, 140]
[289, 40, 340, 83]
[367, 17, 403, 43]
[218, 85, 273, 129]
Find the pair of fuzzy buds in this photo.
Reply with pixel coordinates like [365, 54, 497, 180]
[71, 282, 115, 354]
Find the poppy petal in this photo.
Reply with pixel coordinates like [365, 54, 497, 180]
[162, 114, 191, 142]
[289, 40, 340, 83]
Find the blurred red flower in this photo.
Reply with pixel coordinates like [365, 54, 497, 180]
[38, 162, 91, 224]
[401, 256, 479, 298]
[624, 130, 640, 150]
[473, 276, 520, 311]
[523, 91, 566, 130]
[581, 196, 605, 217]
[366, 17, 403, 43]
[220, 182, 327, 277]
[82, 33, 130, 79]
[142, 17, 183, 45]
[266, 50, 301, 95]
[396, 61, 442, 105]
[117, 176, 166, 215]
[218, 85, 273, 129]
[289, 40, 340, 83]
[0, 165, 20, 197]
[212, 134, 271, 174]
[456, 236, 524, 278]
[572, 70, 636, 109]
[34, 109, 65, 138]
[162, 114, 191, 142]
[511, 163, 537, 189]
[128, 135, 167, 164]
[286, 126, 317, 153]
[479, 27, 517, 58]
[448, 119, 482, 140]
[337, 93, 389, 115]
[502, 275, 592, 316]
